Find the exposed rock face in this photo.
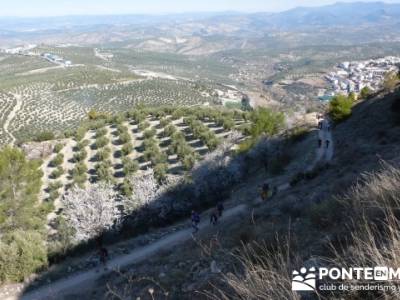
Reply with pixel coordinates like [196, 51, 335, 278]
[21, 141, 55, 160]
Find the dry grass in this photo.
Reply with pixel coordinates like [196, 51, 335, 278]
[208, 162, 400, 300]
[332, 162, 400, 299]
[343, 161, 400, 221]
[206, 241, 301, 300]
[106, 270, 169, 300]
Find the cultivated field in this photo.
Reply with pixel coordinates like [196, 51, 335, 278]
[38, 106, 250, 222]
[0, 46, 240, 145]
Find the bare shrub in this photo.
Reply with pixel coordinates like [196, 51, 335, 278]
[191, 131, 244, 198]
[62, 183, 122, 243]
[122, 170, 180, 214]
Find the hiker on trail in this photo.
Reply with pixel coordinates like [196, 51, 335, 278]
[318, 120, 323, 130]
[210, 210, 218, 226]
[191, 210, 200, 233]
[326, 140, 330, 148]
[98, 247, 109, 270]
[272, 186, 278, 196]
[318, 139, 322, 148]
[217, 201, 224, 217]
[260, 183, 270, 201]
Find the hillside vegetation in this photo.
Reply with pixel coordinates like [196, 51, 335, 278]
[74, 87, 400, 299]
[0, 147, 48, 283]
[0, 105, 287, 286]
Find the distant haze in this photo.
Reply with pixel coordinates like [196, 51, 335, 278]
[1, 0, 400, 17]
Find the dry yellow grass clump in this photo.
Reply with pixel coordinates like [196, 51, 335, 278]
[211, 162, 400, 300]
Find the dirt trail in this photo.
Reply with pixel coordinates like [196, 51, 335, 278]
[8, 117, 335, 300]
[16, 205, 247, 300]
[308, 118, 334, 171]
[3, 94, 22, 145]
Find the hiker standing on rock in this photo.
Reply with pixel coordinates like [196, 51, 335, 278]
[191, 210, 200, 233]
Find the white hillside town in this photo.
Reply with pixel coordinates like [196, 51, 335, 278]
[1, 44, 73, 67]
[325, 56, 400, 95]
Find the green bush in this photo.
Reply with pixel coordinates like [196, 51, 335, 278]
[95, 128, 108, 138]
[119, 132, 131, 144]
[72, 174, 87, 188]
[48, 181, 63, 192]
[95, 136, 109, 149]
[33, 131, 55, 142]
[47, 217, 75, 258]
[0, 230, 48, 283]
[112, 115, 125, 124]
[182, 154, 197, 171]
[138, 121, 150, 131]
[0, 147, 47, 283]
[96, 147, 111, 161]
[250, 108, 285, 138]
[360, 86, 372, 99]
[163, 124, 176, 137]
[75, 127, 87, 142]
[120, 178, 133, 197]
[143, 128, 157, 139]
[121, 142, 133, 156]
[206, 137, 219, 151]
[71, 163, 87, 177]
[75, 140, 90, 151]
[122, 158, 139, 176]
[117, 124, 128, 135]
[87, 109, 108, 120]
[50, 166, 64, 179]
[53, 143, 64, 153]
[288, 127, 310, 144]
[159, 117, 171, 128]
[95, 162, 113, 182]
[154, 163, 168, 183]
[49, 153, 64, 167]
[72, 149, 87, 163]
[47, 190, 60, 201]
[329, 95, 353, 123]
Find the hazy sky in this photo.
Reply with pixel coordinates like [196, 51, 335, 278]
[1, 0, 400, 17]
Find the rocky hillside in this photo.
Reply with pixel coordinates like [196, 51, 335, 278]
[71, 87, 400, 299]
[7, 87, 399, 300]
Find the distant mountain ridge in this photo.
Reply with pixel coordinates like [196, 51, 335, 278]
[256, 1, 400, 28]
[1, 2, 400, 50]
[1, 2, 400, 31]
